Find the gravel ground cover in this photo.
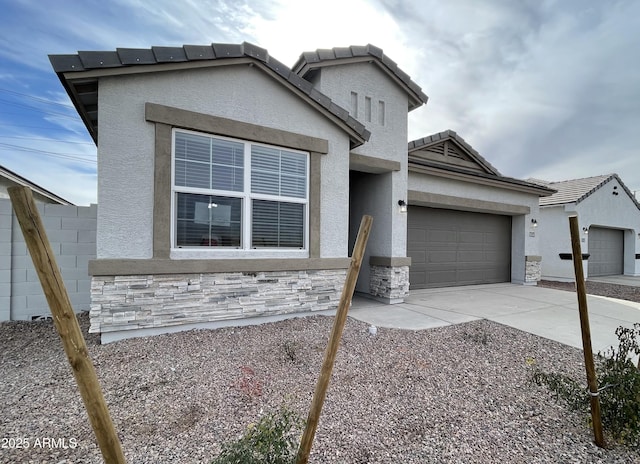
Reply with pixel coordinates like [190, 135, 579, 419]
[538, 280, 640, 303]
[2, 300, 639, 463]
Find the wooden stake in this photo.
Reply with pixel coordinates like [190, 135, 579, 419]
[296, 215, 373, 464]
[568, 215, 605, 448]
[8, 186, 126, 464]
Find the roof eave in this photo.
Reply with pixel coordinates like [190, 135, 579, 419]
[409, 160, 557, 197]
[50, 49, 370, 148]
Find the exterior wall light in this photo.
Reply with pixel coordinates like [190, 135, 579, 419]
[398, 200, 408, 213]
[583, 227, 589, 234]
[531, 219, 538, 227]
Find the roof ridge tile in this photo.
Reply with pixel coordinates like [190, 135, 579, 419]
[293, 44, 428, 109]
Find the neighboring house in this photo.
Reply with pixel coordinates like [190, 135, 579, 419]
[49, 42, 553, 343]
[533, 174, 640, 281]
[0, 165, 96, 322]
[0, 164, 72, 205]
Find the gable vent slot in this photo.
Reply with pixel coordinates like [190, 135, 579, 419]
[447, 143, 467, 160]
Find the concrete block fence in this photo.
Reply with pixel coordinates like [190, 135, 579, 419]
[0, 199, 97, 321]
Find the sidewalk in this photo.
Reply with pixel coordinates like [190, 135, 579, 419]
[349, 283, 640, 355]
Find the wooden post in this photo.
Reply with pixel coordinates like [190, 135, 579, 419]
[8, 186, 126, 464]
[296, 215, 373, 464]
[568, 215, 605, 448]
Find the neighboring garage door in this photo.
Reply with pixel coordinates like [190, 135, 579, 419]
[588, 227, 624, 277]
[407, 207, 512, 289]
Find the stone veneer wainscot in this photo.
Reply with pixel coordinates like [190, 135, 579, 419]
[525, 255, 542, 284]
[90, 269, 346, 335]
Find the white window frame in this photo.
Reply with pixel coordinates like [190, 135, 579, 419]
[171, 128, 309, 259]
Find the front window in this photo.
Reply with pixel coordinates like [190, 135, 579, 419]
[172, 130, 308, 251]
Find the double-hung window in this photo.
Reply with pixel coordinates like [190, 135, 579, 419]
[172, 129, 308, 253]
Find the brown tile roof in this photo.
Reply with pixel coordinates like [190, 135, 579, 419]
[49, 42, 371, 146]
[536, 174, 640, 209]
[292, 44, 428, 111]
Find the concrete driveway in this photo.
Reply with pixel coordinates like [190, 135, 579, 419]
[349, 283, 640, 355]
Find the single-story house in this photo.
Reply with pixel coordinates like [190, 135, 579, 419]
[0, 164, 72, 205]
[533, 174, 640, 281]
[1, 165, 96, 322]
[49, 42, 554, 343]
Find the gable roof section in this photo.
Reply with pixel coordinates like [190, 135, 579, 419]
[409, 130, 501, 175]
[408, 130, 555, 197]
[0, 165, 73, 205]
[536, 173, 640, 210]
[49, 42, 370, 148]
[292, 44, 428, 112]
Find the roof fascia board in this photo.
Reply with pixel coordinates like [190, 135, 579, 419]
[61, 57, 254, 80]
[409, 163, 555, 197]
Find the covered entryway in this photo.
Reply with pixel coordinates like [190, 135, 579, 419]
[588, 227, 624, 277]
[407, 206, 512, 288]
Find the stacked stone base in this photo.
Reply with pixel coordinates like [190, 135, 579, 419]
[90, 269, 346, 341]
[369, 265, 410, 303]
[525, 256, 542, 284]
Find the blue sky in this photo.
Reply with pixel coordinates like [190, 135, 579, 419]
[1, 0, 639, 205]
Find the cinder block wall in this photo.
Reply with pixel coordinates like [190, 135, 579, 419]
[0, 199, 97, 321]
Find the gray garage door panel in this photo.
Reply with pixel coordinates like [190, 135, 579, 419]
[408, 207, 512, 289]
[589, 227, 624, 277]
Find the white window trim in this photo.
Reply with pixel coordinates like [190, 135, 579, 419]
[170, 128, 310, 259]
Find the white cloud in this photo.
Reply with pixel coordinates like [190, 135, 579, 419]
[0, 0, 638, 202]
[246, 0, 415, 69]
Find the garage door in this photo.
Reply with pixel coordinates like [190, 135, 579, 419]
[588, 227, 624, 277]
[407, 207, 512, 289]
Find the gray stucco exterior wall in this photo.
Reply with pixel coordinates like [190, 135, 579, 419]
[539, 177, 640, 280]
[98, 66, 352, 261]
[312, 62, 412, 296]
[408, 172, 541, 285]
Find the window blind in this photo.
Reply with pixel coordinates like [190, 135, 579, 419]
[251, 146, 306, 198]
[175, 132, 244, 191]
[252, 200, 304, 248]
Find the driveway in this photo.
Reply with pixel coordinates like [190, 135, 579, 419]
[349, 283, 640, 356]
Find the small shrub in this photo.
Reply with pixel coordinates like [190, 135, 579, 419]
[532, 323, 640, 446]
[212, 406, 303, 464]
[282, 340, 300, 364]
[531, 370, 587, 412]
[597, 324, 640, 445]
